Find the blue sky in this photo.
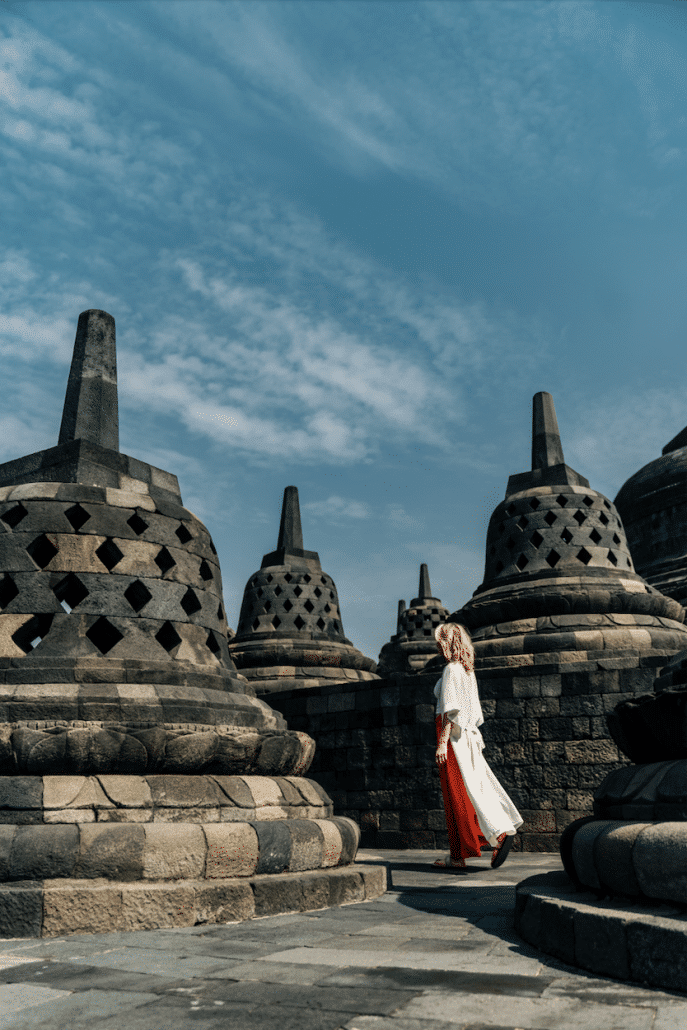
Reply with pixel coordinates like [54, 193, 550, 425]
[1, 0, 687, 663]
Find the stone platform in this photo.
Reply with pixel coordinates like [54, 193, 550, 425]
[2, 852, 687, 1030]
[0, 864, 386, 939]
[0, 773, 385, 936]
[515, 869, 687, 992]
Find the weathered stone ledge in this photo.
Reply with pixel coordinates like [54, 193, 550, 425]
[0, 773, 331, 822]
[516, 870, 687, 992]
[0, 814, 360, 883]
[0, 862, 387, 937]
[561, 816, 687, 904]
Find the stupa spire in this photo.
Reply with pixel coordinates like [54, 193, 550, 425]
[277, 485, 304, 554]
[531, 391, 564, 470]
[58, 309, 119, 451]
[418, 563, 432, 599]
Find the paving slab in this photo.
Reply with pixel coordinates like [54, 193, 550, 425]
[0, 849, 685, 1030]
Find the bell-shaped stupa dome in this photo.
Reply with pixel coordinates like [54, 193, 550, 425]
[0, 309, 315, 776]
[614, 425, 687, 605]
[228, 486, 378, 692]
[453, 392, 686, 664]
[377, 564, 448, 675]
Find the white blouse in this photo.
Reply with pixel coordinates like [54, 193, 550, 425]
[434, 660, 484, 731]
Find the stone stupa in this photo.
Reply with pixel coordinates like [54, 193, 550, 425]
[0, 310, 384, 937]
[614, 423, 687, 605]
[448, 391, 687, 850]
[228, 486, 378, 694]
[376, 564, 449, 676]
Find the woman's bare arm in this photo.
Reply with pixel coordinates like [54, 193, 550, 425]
[435, 712, 453, 765]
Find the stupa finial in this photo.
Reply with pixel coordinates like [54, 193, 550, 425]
[418, 563, 432, 599]
[58, 309, 119, 451]
[531, 392, 564, 471]
[277, 485, 304, 554]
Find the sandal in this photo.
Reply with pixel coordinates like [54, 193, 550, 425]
[491, 833, 514, 869]
[433, 855, 467, 869]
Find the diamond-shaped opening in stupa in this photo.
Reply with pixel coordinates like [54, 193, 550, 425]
[96, 538, 124, 571]
[175, 524, 193, 544]
[53, 572, 89, 613]
[206, 630, 220, 654]
[530, 531, 543, 549]
[27, 534, 58, 569]
[545, 549, 560, 567]
[12, 613, 54, 653]
[0, 574, 18, 610]
[577, 547, 592, 565]
[544, 511, 557, 526]
[154, 546, 176, 575]
[180, 586, 202, 616]
[155, 620, 182, 652]
[1, 503, 28, 529]
[124, 579, 153, 613]
[199, 560, 213, 582]
[608, 550, 618, 566]
[64, 503, 92, 532]
[87, 616, 124, 655]
[127, 513, 149, 536]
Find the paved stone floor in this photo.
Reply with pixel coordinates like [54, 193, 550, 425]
[0, 849, 686, 1029]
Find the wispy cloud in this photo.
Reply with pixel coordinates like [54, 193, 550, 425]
[566, 386, 687, 499]
[302, 495, 371, 522]
[155, 0, 687, 214]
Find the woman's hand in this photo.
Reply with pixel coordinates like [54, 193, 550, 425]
[436, 714, 452, 765]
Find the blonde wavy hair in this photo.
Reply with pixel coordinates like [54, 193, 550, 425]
[435, 622, 475, 673]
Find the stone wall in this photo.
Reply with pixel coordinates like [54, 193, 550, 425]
[264, 654, 667, 852]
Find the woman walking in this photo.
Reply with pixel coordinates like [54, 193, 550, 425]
[433, 622, 523, 870]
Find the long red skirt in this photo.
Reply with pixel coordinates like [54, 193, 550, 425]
[436, 715, 489, 859]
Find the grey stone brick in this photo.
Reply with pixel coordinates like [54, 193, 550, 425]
[9, 823, 78, 879]
[254, 820, 292, 874]
[74, 823, 145, 879]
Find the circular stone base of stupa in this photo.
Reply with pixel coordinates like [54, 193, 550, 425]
[230, 639, 378, 694]
[515, 869, 687, 992]
[0, 774, 388, 936]
[0, 863, 387, 938]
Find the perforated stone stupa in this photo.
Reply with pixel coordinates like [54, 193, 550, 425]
[614, 423, 687, 605]
[377, 564, 448, 676]
[0, 310, 384, 936]
[448, 391, 687, 850]
[228, 486, 378, 694]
